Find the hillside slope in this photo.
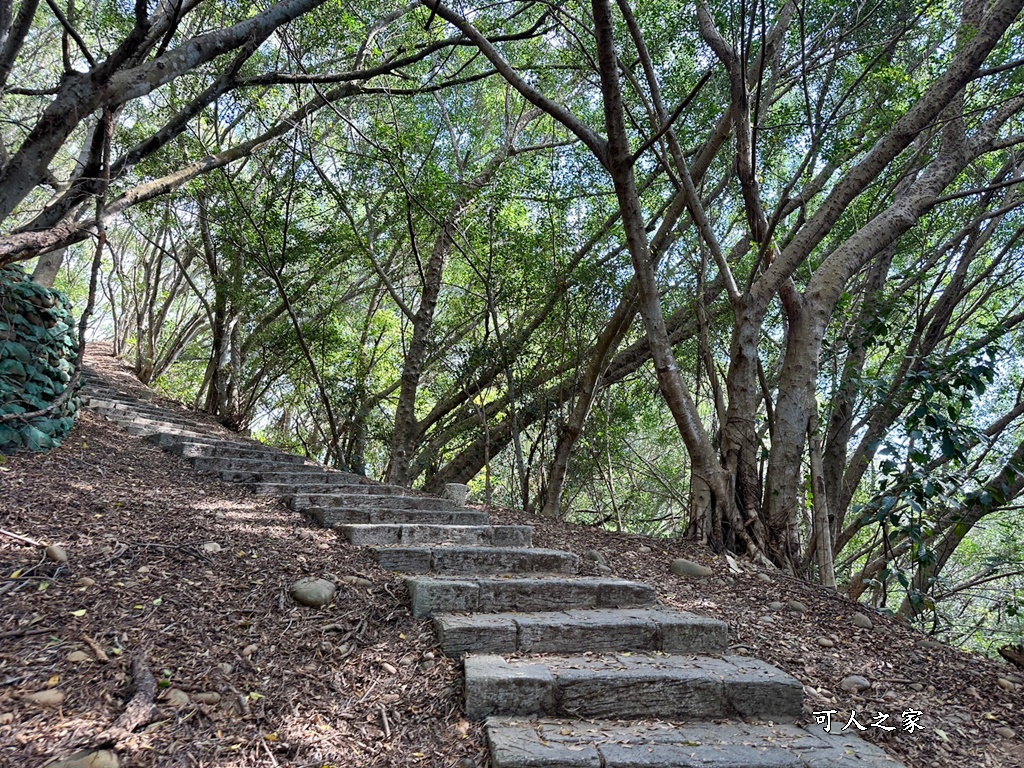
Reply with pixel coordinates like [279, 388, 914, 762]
[1, 350, 1022, 767]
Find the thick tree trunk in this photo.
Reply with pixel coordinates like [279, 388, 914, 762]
[31, 248, 65, 287]
[388, 220, 456, 486]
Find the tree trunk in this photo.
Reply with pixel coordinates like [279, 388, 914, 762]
[388, 219, 456, 486]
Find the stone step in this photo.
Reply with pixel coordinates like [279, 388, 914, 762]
[289, 492, 459, 512]
[245, 479, 401, 495]
[218, 472, 350, 487]
[88, 403, 200, 429]
[464, 653, 803, 721]
[307, 506, 490, 529]
[192, 456, 322, 473]
[166, 441, 307, 464]
[434, 607, 728, 657]
[406, 576, 658, 619]
[122, 422, 208, 438]
[338, 523, 532, 547]
[143, 432, 237, 449]
[373, 546, 578, 575]
[91, 407, 202, 432]
[485, 718, 906, 768]
[86, 394, 193, 415]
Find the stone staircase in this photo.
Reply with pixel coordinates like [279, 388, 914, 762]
[82, 368, 906, 768]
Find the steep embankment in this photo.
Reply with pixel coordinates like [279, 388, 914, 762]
[1, 357, 481, 767]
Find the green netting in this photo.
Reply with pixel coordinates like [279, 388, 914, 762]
[0, 264, 80, 454]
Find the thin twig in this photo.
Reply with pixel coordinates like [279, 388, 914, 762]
[0, 528, 43, 547]
[82, 634, 110, 662]
[0, 627, 55, 639]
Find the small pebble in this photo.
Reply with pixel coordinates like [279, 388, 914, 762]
[787, 600, 808, 614]
[816, 637, 834, 648]
[637, 546, 652, 554]
[768, 602, 784, 611]
[45, 750, 119, 768]
[191, 692, 221, 705]
[840, 675, 871, 693]
[217, 662, 233, 674]
[997, 677, 1016, 692]
[67, 650, 90, 663]
[23, 689, 65, 707]
[756, 572, 772, 584]
[851, 612, 873, 629]
[584, 549, 608, 566]
[200, 542, 222, 554]
[75, 577, 96, 588]
[241, 644, 258, 658]
[45, 544, 68, 563]
[670, 558, 713, 578]
[381, 662, 398, 675]
[995, 726, 1016, 739]
[164, 688, 190, 708]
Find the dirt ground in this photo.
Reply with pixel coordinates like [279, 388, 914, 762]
[0, 351, 1022, 767]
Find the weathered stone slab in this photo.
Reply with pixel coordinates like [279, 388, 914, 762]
[464, 656, 555, 719]
[797, 724, 907, 766]
[405, 577, 657, 618]
[553, 660, 724, 720]
[435, 613, 519, 656]
[433, 607, 727, 656]
[338, 524, 532, 547]
[308, 507, 490, 528]
[487, 719, 601, 767]
[467, 653, 802, 721]
[373, 546, 578, 575]
[192, 456, 299, 475]
[693, 655, 804, 721]
[485, 719, 907, 768]
[290, 492, 458, 511]
[407, 576, 481, 616]
[661, 610, 731, 653]
[167, 441, 306, 464]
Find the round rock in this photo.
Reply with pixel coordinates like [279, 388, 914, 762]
[840, 675, 871, 693]
[584, 549, 608, 566]
[637, 545, 652, 554]
[45, 544, 68, 563]
[995, 726, 1016, 739]
[289, 577, 336, 607]
[996, 677, 1016, 692]
[200, 542, 222, 554]
[816, 637, 835, 648]
[787, 600, 808, 614]
[67, 650, 90, 663]
[768, 601, 784, 611]
[670, 558, 713, 578]
[756, 572, 772, 584]
[23, 689, 65, 707]
[851, 612, 874, 629]
[45, 750, 119, 768]
[165, 688, 190, 708]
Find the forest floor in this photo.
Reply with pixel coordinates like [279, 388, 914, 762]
[0, 354, 1022, 767]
